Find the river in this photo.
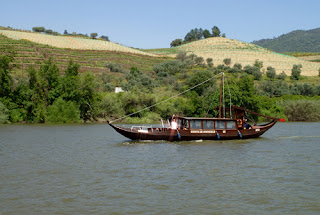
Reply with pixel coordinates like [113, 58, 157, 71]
[0, 122, 319, 215]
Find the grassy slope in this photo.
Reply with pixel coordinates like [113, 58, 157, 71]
[0, 34, 168, 76]
[146, 37, 320, 76]
[1, 29, 319, 77]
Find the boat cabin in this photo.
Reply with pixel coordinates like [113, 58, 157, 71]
[172, 117, 237, 131]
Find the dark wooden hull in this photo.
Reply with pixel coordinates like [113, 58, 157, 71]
[108, 120, 277, 141]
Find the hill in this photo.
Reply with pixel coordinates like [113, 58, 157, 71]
[0, 32, 165, 74]
[1, 29, 319, 76]
[252, 28, 320, 53]
[146, 37, 320, 76]
[0, 29, 157, 57]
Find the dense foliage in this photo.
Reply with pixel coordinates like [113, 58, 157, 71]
[170, 26, 226, 47]
[252, 28, 320, 52]
[1, 49, 320, 124]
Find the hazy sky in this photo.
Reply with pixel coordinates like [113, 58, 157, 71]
[1, 0, 319, 49]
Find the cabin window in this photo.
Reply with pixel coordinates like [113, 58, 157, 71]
[184, 120, 189, 129]
[203, 120, 214, 129]
[190, 120, 202, 129]
[226, 121, 236, 129]
[215, 121, 225, 129]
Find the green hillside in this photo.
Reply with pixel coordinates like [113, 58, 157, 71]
[0, 34, 166, 74]
[252, 28, 320, 53]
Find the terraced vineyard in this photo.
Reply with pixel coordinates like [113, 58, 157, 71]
[0, 30, 157, 57]
[147, 37, 320, 76]
[0, 33, 165, 74]
[1, 29, 319, 76]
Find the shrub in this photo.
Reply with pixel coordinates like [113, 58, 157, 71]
[0, 101, 9, 123]
[283, 100, 320, 121]
[105, 62, 125, 73]
[291, 64, 302, 80]
[206, 58, 213, 67]
[244, 65, 262, 80]
[153, 60, 185, 75]
[32, 27, 45, 32]
[123, 67, 154, 91]
[223, 58, 231, 66]
[266, 66, 276, 79]
[277, 71, 287, 80]
[47, 97, 81, 123]
[187, 70, 215, 96]
[254, 59, 263, 69]
[176, 51, 188, 61]
[233, 63, 242, 70]
[10, 109, 25, 123]
[188, 54, 197, 61]
[170, 39, 183, 47]
[194, 56, 204, 65]
[90, 33, 98, 39]
[100, 35, 109, 41]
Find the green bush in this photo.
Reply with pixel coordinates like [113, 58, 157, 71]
[266, 66, 276, 79]
[0, 101, 9, 123]
[277, 71, 287, 80]
[291, 64, 302, 80]
[47, 97, 81, 123]
[153, 60, 186, 75]
[10, 109, 25, 123]
[105, 62, 125, 73]
[283, 100, 320, 121]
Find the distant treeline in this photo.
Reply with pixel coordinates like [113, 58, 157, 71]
[2, 26, 110, 41]
[170, 26, 226, 47]
[252, 28, 320, 53]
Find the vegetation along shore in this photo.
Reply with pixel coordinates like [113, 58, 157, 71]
[1, 26, 320, 124]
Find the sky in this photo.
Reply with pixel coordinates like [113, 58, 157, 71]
[1, 0, 319, 49]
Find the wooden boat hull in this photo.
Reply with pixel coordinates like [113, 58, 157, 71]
[108, 120, 277, 141]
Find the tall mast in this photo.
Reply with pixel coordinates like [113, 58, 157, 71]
[223, 72, 225, 118]
[218, 72, 224, 118]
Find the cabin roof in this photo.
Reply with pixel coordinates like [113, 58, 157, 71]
[176, 116, 236, 121]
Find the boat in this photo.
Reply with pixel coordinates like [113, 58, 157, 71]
[108, 73, 284, 141]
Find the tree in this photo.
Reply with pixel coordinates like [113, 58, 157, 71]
[32, 27, 45, 32]
[79, 72, 97, 121]
[266, 66, 276, 79]
[254, 59, 263, 69]
[277, 71, 287, 80]
[64, 30, 69, 35]
[101, 35, 109, 41]
[211, 26, 221, 37]
[0, 101, 9, 123]
[60, 60, 81, 102]
[194, 56, 204, 65]
[47, 97, 80, 123]
[170, 39, 183, 47]
[187, 70, 216, 96]
[45, 29, 53, 34]
[106, 62, 125, 73]
[0, 54, 14, 98]
[184, 28, 204, 42]
[203, 29, 212, 38]
[206, 58, 213, 67]
[176, 51, 188, 61]
[223, 58, 231, 66]
[291, 64, 302, 80]
[244, 65, 262, 80]
[90, 33, 98, 39]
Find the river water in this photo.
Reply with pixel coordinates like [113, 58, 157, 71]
[0, 122, 319, 215]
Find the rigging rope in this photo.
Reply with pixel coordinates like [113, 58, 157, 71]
[109, 72, 222, 123]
